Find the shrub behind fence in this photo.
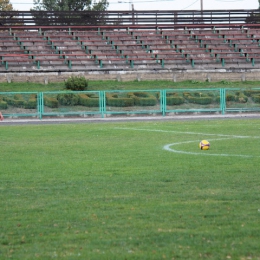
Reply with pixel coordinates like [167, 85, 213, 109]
[1, 88, 260, 119]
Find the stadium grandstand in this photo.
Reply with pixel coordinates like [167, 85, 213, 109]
[1, 9, 260, 81]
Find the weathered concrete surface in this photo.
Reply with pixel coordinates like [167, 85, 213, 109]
[1, 68, 260, 83]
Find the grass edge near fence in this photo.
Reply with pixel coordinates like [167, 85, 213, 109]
[1, 80, 260, 92]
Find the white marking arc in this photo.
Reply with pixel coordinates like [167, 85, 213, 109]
[114, 127, 260, 158]
[163, 138, 259, 158]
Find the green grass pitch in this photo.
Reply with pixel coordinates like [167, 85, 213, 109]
[0, 119, 260, 259]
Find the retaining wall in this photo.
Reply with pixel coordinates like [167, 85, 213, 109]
[1, 68, 260, 83]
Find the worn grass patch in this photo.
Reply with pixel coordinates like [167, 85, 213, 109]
[0, 119, 260, 259]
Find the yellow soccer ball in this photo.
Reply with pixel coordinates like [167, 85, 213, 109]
[199, 140, 210, 150]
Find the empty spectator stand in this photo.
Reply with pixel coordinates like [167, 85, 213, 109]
[0, 34, 30, 56]
[95, 29, 198, 68]
[0, 54, 35, 70]
[45, 29, 166, 69]
[5, 31, 51, 54]
[1, 23, 260, 71]
[186, 27, 260, 67]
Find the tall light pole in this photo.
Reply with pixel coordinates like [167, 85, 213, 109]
[118, 0, 133, 11]
[200, 0, 203, 23]
[118, 1, 135, 25]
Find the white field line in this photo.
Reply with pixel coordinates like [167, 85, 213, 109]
[115, 127, 260, 158]
[163, 138, 260, 158]
[114, 127, 257, 139]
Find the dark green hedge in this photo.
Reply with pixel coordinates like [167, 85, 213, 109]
[183, 92, 213, 105]
[2, 94, 37, 109]
[226, 92, 248, 103]
[57, 93, 79, 106]
[226, 94, 236, 101]
[4, 95, 25, 107]
[166, 93, 184, 105]
[188, 96, 213, 105]
[244, 90, 260, 97]
[252, 95, 260, 103]
[44, 97, 58, 108]
[106, 91, 159, 107]
[78, 94, 99, 107]
[215, 96, 221, 103]
[0, 100, 7, 109]
[235, 94, 248, 103]
[106, 93, 134, 107]
[128, 92, 157, 106]
[2, 96, 13, 105]
[24, 94, 37, 109]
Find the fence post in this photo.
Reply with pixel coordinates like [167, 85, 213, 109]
[101, 91, 105, 118]
[221, 88, 226, 115]
[162, 90, 166, 116]
[37, 92, 43, 119]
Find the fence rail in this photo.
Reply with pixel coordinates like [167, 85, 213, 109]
[0, 9, 260, 28]
[1, 88, 260, 119]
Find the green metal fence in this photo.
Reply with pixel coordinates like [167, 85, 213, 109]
[224, 88, 260, 113]
[0, 92, 41, 118]
[104, 90, 163, 117]
[1, 88, 260, 119]
[41, 91, 103, 119]
[164, 88, 225, 115]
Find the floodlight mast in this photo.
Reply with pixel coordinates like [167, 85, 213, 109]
[200, 0, 203, 22]
[118, 0, 133, 11]
[118, 0, 135, 24]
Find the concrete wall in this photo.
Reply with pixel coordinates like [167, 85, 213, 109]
[1, 68, 260, 83]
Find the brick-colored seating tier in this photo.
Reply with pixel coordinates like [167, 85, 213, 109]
[1, 25, 260, 71]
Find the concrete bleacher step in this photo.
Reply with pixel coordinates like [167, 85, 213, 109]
[1, 27, 260, 71]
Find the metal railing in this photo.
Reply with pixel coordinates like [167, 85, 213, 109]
[0, 9, 259, 28]
[1, 88, 260, 119]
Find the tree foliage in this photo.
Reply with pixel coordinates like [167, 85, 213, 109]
[30, 0, 109, 25]
[0, 0, 13, 11]
[31, 0, 109, 12]
[0, 0, 21, 26]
